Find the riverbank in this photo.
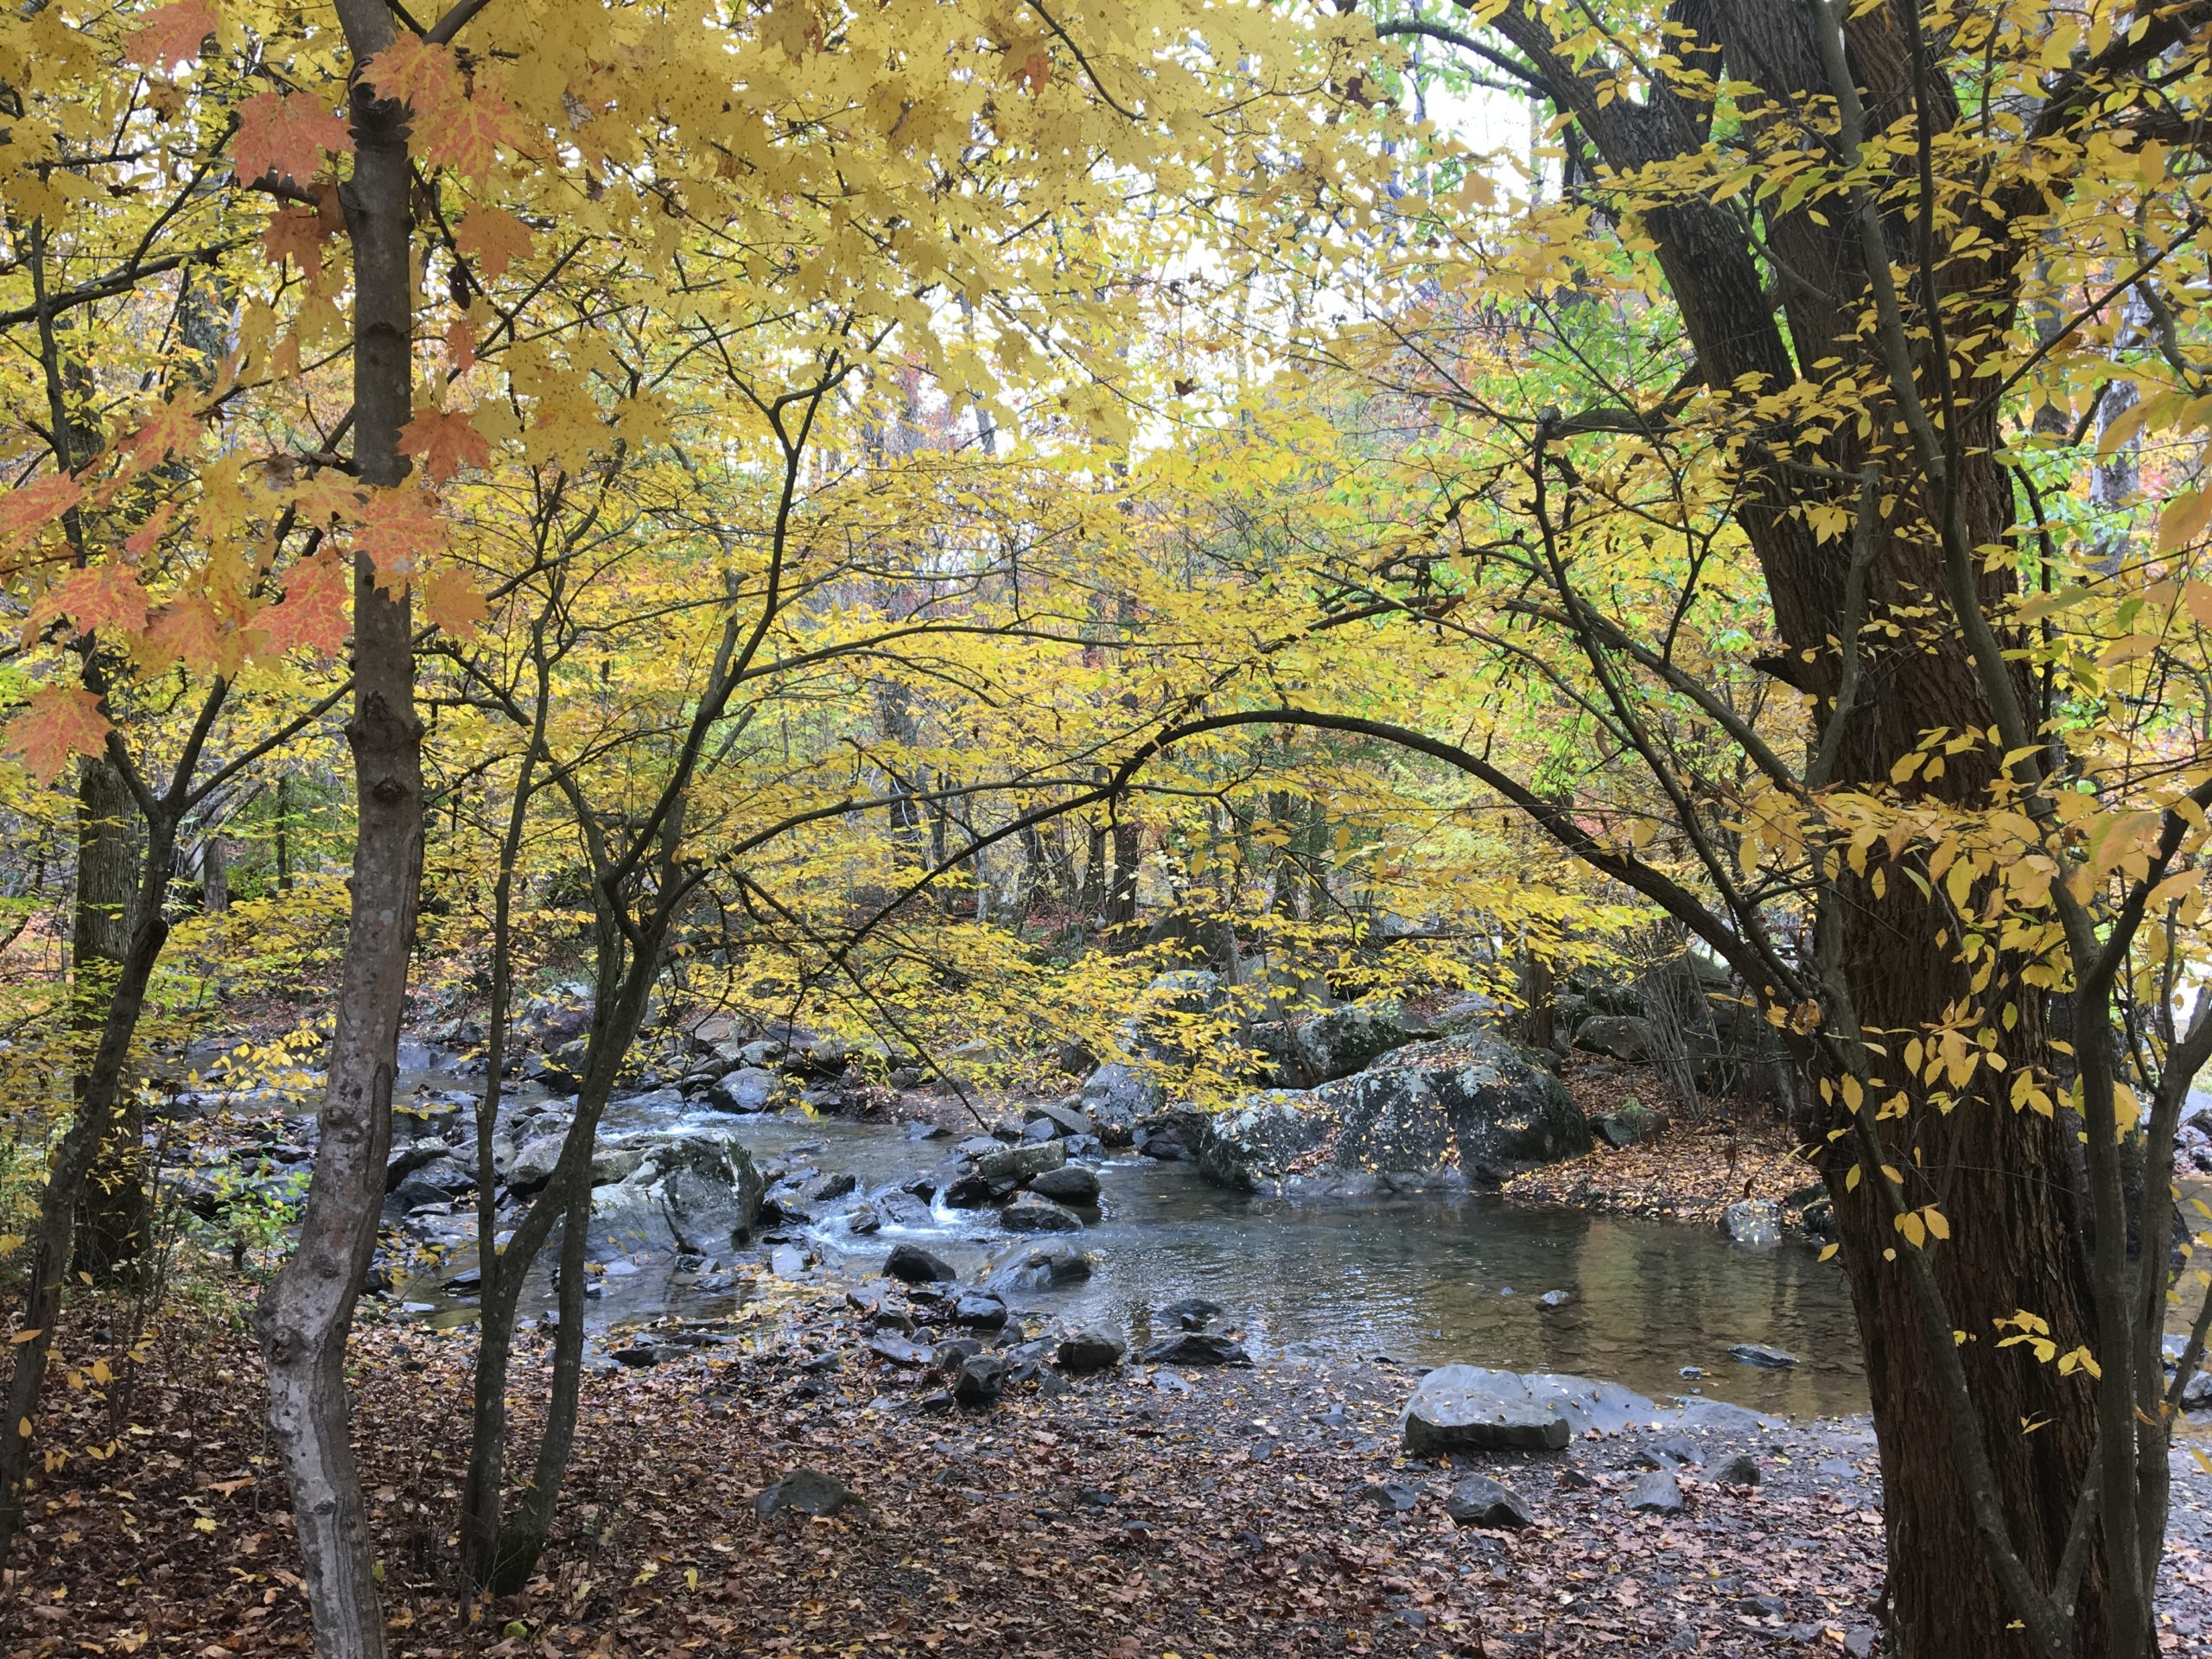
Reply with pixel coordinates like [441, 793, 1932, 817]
[16, 1282, 2212, 1659]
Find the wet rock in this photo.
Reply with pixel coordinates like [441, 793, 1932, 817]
[941, 1170, 1008, 1209]
[1626, 1471, 1684, 1513]
[1024, 1100, 1092, 1140]
[2181, 1370, 2212, 1412]
[976, 1141, 1066, 1183]
[587, 1133, 763, 1256]
[1720, 1198, 1782, 1247]
[1652, 1432, 1700, 1466]
[1159, 1296, 1224, 1330]
[1141, 1332, 1250, 1366]
[1573, 1013, 1654, 1063]
[1027, 1164, 1101, 1205]
[932, 1337, 983, 1370]
[1001, 1193, 1084, 1232]
[753, 1468, 861, 1519]
[1445, 1475, 1533, 1529]
[884, 1243, 956, 1283]
[771, 1244, 809, 1278]
[386, 1139, 451, 1191]
[1537, 1288, 1572, 1307]
[953, 1352, 1008, 1406]
[1137, 1131, 1191, 1162]
[1079, 1063, 1160, 1144]
[804, 1171, 857, 1204]
[843, 1205, 881, 1236]
[988, 1244, 1094, 1294]
[1057, 1329, 1127, 1374]
[953, 1293, 1008, 1330]
[591, 1145, 644, 1185]
[708, 1065, 780, 1112]
[867, 1333, 934, 1368]
[506, 1130, 571, 1192]
[1402, 1367, 1573, 1455]
[1714, 1452, 1762, 1485]
[1728, 1342, 1798, 1370]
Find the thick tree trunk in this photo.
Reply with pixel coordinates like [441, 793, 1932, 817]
[258, 29, 418, 1659]
[72, 755, 146, 1280]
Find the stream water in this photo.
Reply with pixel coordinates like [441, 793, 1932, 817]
[481, 1090, 1874, 1421]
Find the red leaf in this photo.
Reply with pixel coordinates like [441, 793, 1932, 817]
[397, 408, 491, 483]
[363, 35, 462, 112]
[257, 551, 349, 658]
[422, 88, 529, 180]
[454, 207, 533, 281]
[0, 474, 84, 551]
[444, 316, 478, 376]
[4, 685, 112, 784]
[422, 566, 489, 639]
[262, 204, 333, 276]
[123, 395, 207, 471]
[30, 562, 150, 639]
[138, 590, 243, 677]
[353, 486, 447, 589]
[124, 0, 219, 72]
[235, 91, 352, 188]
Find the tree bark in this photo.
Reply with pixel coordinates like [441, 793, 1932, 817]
[257, 22, 419, 1657]
[72, 754, 146, 1280]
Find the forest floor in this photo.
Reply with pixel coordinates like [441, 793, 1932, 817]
[11, 1284, 2212, 1659]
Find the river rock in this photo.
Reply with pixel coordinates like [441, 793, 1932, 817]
[2181, 1370, 2212, 1412]
[1625, 1471, 1684, 1513]
[1402, 1367, 1575, 1454]
[1057, 1329, 1127, 1373]
[1720, 1198, 1782, 1246]
[867, 1332, 933, 1367]
[884, 1243, 956, 1283]
[1001, 1193, 1084, 1232]
[1160, 1296, 1224, 1330]
[1141, 1332, 1249, 1366]
[1715, 1452, 1762, 1485]
[953, 1352, 1008, 1406]
[1027, 1164, 1100, 1204]
[1729, 1342, 1798, 1370]
[708, 1065, 781, 1112]
[1025, 1100, 1093, 1139]
[506, 1130, 571, 1192]
[987, 1244, 1094, 1293]
[753, 1468, 861, 1518]
[1079, 1063, 1160, 1144]
[953, 1293, 1008, 1329]
[1445, 1475, 1533, 1529]
[586, 1133, 762, 1256]
[386, 1139, 451, 1191]
[1250, 999, 1419, 1089]
[977, 1141, 1066, 1183]
[1196, 1032, 1590, 1194]
[1573, 1014, 1655, 1062]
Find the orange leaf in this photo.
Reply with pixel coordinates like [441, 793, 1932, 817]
[234, 91, 352, 188]
[444, 316, 478, 376]
[123, 395, 206, 471]
[5, 686, 112, 784]
[257, 551, 349, 658]
[364, 35, 462, 112]
[422, 567, 489, 639]
[124, 0, 219, 72]
[31, 562, 149, 639]
[0, 474, 84, 551]
[262, 204, 333, 276]
[397, 408, 491, 483]
[423, 89, 530, 180]
[454, 207, 533, 281]
[353, 486, 446, 590]
[138, 591, 243, 677]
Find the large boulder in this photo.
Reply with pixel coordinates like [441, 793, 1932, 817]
[586, 1132, 763, 1257]
[1249, 1000, 1418, 1089]
[1401, 1366, 1649, 1455]
[976, 1141, 1065, 1184]
[1001, 1193, 1084, 1232]
[1080, 1063, 1159, 1145]
[1196, 1032, 1589, 1194]
[1573, 1013, 1655, 1063]
[986, 1243, 1094, 1294]
[708, 1065, 781, 1112]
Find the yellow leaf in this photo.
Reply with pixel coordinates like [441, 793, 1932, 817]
[2160, 490, 2212, 555]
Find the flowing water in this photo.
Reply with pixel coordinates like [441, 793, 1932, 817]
[541, 1094, 1872, 1420]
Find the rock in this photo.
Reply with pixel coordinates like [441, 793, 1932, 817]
[976, 1141, 1067, 1183]
[1136, 1132, 1190, 1162]
[1445, 1475, 1533, 1529]
[1194, 1032, 1590, 1193]
[505, 1130, 571, 1192]
[1538, 1289, 1572, 1307]
[1159, 1296, 1224, 1330]
[1651, 1432, 1700, 1465]
[1737, 1594, 1785, 1618]
[591, 1145, 645, 1185]
[1402, 1367, 1573, 1455]
[932, 1337, 983, 1370]
[942, 1170, 1007, 1209]
[1714, 1452, 1762, 1485]
[953, 1293, 1008, 1330]
[708, 1066, 781, 1112]
[1027, 1164, 1101, 1205]
[753, 1468, 861, 1519]
[953, 1352, 1008, 1406]
[867, 1333, 934, 1368]
[1349, 1480, 1421, 1515]
[1057, 1329, 1127, 1374]
[1728, 1343, 1798, 1370]
[884, 1243, 956, 1283]
[1141, 1332, 1250, 1366]
[385, 1139, 450, 1192]
[1591, 1112, 1644, 1149]
[1024, 1099, 1093, 1139]
[1625, 1471, 1683, 1513]
[1250, 1000, 1419, 1089]
[804, 1171, 858, 1204]
[1079, 1063, 1160, 1143]
[1001, 1194, 1084, 1232]
[771, 1244, 809, 1278]
[586, 1133, 763, 1256]
[987, 1244, 1094, 1294]
[1720, 1198, 1782, 1247]
[2181, 1370, 2212, 1412]
[1573, 1013, 1655, 1062]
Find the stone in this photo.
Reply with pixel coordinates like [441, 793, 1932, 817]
[804, 1171, 858, 1204]
[953, 1352, 1008, 1407]
[708, 1065, 781, 1112]
[953, 1293, 1008, 1330]
[771, 1244, 809, 1278]
[1057, 1329, 1127, 1374]
[1141, 1332, 1250, 1366]
[585, 1133, 763, 1256]
[976, 1141, 1067, 1183]
[1349, 1480, 1421, 1515]
[2181, 1370, 2212, 1412]
[1728, 1343, 1799, 1370]
[932, 1337, 983, 1370]
[884, 1243, 957, 1283]
[1714, 1452, 1762, 1486]
[1652, 1432, 1700, 1466]
[1137, 1132, 1190, 1162]
[1027, 1164, 1101, 1204]
[1160, 1296, 1224, 1330]
[1401, 1366, 1572, 1455]
[1720, 1198, 1782, 1247]
[1024, 1099, 1093, 1139]
[385, 1139, 450, 1192]
[1573, 1013, 1655, 1062]
[986, 1243, 1094, 1294]
[1445, 1475, 1533, 1529]
[1001, 1194, 1084, 1232]
[1079, 1063, 1160, 1144]
[1736, 1594, 1785, 1619]
[1625, 1471, 1684, 1514]
[866, 1333, 934, 1368]
[506, 1131, 571, 1192]
[1538, 1289, 1572, 1307]
[1249, 1000, 1419, 1089]
[753, 1468, 861, 1519]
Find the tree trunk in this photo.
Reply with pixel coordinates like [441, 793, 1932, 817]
[257, 26, 419, 1658]
[72, 755, 146, 1280]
